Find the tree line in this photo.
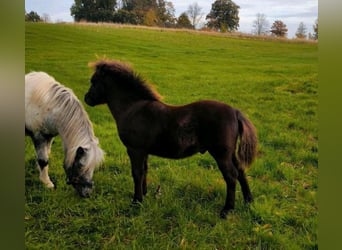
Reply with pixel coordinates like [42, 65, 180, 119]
[25, 0, 243, 31]
[68, 0, 242, 31]
[25, 0, 318, 40]
[253, 13, 318, 40]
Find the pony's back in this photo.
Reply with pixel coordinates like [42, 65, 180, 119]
[25, 71, 55, 85]
[25, 72, 58, 110]
[25, 72, 58, 131]
[25, 71, 55, 93]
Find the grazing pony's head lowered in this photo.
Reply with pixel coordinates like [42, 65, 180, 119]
[52, 83, 104, 197]
[85, 60, 161, 107]
[64, 137, 104, 197]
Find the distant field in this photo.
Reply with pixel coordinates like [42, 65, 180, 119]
[25, 23, 318, 249]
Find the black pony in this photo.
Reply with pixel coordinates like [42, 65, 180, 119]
[85, 60, 257, 218]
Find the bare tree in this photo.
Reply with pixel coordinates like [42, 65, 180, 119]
[252, 13, 269, 36]
[295, 22, 307, 39]
[313, 18, 318, 40]
[41, 13, 51, 23]
[187, 2, 203, 29]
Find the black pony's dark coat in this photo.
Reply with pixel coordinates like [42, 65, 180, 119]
[85, 60, 257, 218]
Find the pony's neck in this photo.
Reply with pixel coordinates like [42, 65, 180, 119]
[57, 118, 96, 166]
[107, 96, 144, 122]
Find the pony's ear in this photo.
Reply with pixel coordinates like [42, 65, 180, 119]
[96, 62, 107, 76]
[75, 146, 86, 161]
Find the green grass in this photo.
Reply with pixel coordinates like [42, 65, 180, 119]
[25, 23, 318, 249]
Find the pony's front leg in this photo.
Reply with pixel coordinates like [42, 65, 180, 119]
[127, 149, 147, 203]
[38, 164, 54, 188]
[33, 135, 55, 188]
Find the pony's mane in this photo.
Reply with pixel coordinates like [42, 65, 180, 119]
[90, 60, 162, 101]
[29, 72, 104, 171]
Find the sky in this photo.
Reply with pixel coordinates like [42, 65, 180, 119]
[25, 0, 318, 38]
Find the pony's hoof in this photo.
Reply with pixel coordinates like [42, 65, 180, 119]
[46, 182, 55, 189]
[131, 198, 143, 205]
[244, 195, 253, 204]
[220, 209, 230, 219]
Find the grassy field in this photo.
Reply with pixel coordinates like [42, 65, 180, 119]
[25, 23, 318, 249]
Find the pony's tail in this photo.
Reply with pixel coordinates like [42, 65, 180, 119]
[236, 110, 258, 169]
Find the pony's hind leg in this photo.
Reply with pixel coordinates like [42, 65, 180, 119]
[210, 149, 238, 218]
[32, 134, 55, 188]
[233, 155, 253, 203]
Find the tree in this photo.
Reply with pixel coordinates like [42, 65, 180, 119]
[25, 11, 42, 22]
[113, 9, 139, 24]
[122, 0, 156, 12]
[187, 2, 203, 29]
[313, 18, 318, 40]
[270, 20, 288, 37]
[120, 0, 175, 27]
[295, 22, 307, 39]
[252, 13, 269, 36]
[71, 0, 117, 22]
[206, 0, 240, 32]
[143, 9, 158, 26]
[177, 12, 192, 29]
[156, 0, 176, 27]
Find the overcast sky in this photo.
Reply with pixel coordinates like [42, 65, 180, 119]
[25, 0, 318, 38]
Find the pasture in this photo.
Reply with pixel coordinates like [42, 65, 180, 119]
[25, 23, 318, 249]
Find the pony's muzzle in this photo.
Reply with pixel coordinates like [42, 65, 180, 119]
[84, 93, 95, 107]
[73, 184, 93, 198]
[78, 186, 92, 198]
[67, 178, 93, 198]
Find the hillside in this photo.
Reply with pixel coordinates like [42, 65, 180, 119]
[25, 23, 318, 249]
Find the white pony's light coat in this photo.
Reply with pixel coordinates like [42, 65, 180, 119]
[25, 72, 104, 175]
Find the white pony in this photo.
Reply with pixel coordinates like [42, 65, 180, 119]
[25, 72, 104, 197]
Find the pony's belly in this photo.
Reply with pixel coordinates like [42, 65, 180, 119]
[25, 106, 58, 135]
[149, 143, 204, 159]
